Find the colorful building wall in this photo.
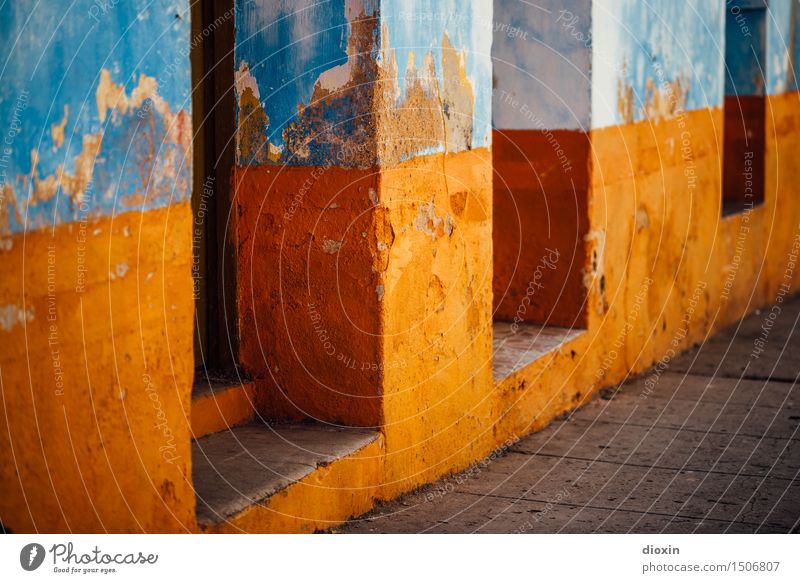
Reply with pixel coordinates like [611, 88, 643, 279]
[591, 0, 725, 128]
[584, 0, 799, 376]
[0, 0, 196, 531]
[766, 0, 800, 94]
[232, 0, 494, 433]
[1, 0, 800, 534]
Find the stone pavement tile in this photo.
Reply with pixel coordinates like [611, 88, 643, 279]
[615, 373, 797, 410]
[511, 418, 800, 480]
[669, 297, 800, 375]
[574, 390, 799, 441]
[342, 487, 782, 533]
[448, 453, 799, 530]
[669, 304, 800, 381]
[472, 500, 773, 533]
[339, 489, 508, 534]
[669, 340, 800, 381]
[729, 300, 800, 341]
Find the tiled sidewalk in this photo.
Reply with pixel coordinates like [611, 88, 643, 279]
[341, 299, 800, 533]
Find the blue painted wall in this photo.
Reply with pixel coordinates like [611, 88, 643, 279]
[591, 0, 725, 128]
[492, 0, 591, 131]
[0, 0, 192, 235]
[766, 0, 800, 94]
[235, 0, 366, 165]
[234, 0, 490, 166]
[380, 0, 492, 148]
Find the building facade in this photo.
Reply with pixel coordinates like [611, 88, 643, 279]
[1, 0, 799, 532]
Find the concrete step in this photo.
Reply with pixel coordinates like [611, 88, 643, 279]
[192, 423, 380, 528]
[493, 321, 584, 381]
[191, 375, 257, 439]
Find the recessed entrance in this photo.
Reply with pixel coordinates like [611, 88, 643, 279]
[722, 0, 767, 216]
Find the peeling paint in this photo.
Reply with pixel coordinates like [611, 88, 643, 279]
[0, 1, 192, 236]
[234, 0, 487, 168]
[443, 214, 454, 237]
[413, 202, 453, 241]
[283, 7, 379, 167]
[440, 33, 475, 152]
[2, 68, 191, 235]
[0, 185, 21, 239]
[110, 262, 129, 280]
[643, 77, 688, 121]
[51, 106, 68, 150]
[426, 274, 446, 313]
[449, 191, 467, 216]
[96, 70, 192, 156]
[235, 62, 271, 165]
[28, 134, 102, 206]
[617, 69, 635, 125]
[322, 239, 343, 254]
[593, 0, 724, 128]
[635, 207, 650, 232]
[584, 229, 607, 315]
[0, 304, 34, 332]
[375, 29, 476, 165]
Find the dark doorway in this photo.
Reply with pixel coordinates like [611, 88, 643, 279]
[191, 0, 237, 376]
[722, 0, 767, 216]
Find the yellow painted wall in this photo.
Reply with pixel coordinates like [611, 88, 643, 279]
[370, 93, 800, 513]
[3, 93, 799, 533]
[0, 204, 197, 532]
[380, 148, 495, 497]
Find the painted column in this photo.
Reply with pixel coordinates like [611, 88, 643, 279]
[233, 0, 494, 486]
[234, 0, 382, 426]
[590, 0, 727, 368]
[491, 0, 592, 328]
[762, 0, 800, 302]
[0, 1, 195, 531]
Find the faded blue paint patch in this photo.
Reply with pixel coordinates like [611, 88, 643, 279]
[380, 0, 492, 149]
[766, 0, 800, 94]
[787, 0, 800, 92]
[234, 0, 490, 166]
[234, 0, 370, 164]
[0, 0, 191, 235]
[592, 0, 725, 128]
[492, 0, 591, 131]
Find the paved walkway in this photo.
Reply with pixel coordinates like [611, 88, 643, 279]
[341, 298, 800, 533]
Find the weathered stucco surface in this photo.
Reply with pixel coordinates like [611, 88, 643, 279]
[0, 0, 196, 532]
[233, 0, 490, 166]
[3, 0, 800, 535]
[0, 1, 191, 236]
[0, 204, 196, 532]
[592, 0, 724, 128]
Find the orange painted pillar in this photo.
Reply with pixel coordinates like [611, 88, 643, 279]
[232, 1, 496, 492]
[0, 1, 196, 532]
